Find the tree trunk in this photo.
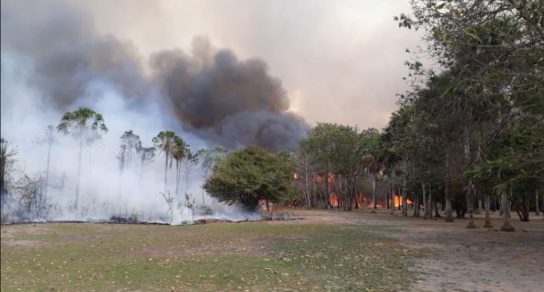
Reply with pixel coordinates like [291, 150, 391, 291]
[500, 192, 515, 231]
[422, 182, 428, 219]
[73, 140, 84, 217]
[412, 192, 419, 217]
[44, 142, 52, 204]
[434, 197, 442, 218]
[397, 187, 401, 210]
[402, 188, 407, 216]
[483, 195, 493, 228]
[466, 183, 476, 228]
[265, 199, 271, 220]
[324, 170, 331, 209]
[476, 199, 482, 214]
[390, 188, 395, 215]
[175, 161, 180, 199]
[445, 181, 453, 222]
[371, 174, 377, 213]
[163, 152, 169, 190]
[535, 190, 540, 216]
[429, 188, 434, 218]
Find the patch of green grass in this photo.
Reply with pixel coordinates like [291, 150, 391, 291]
[1, 221, 416, 291]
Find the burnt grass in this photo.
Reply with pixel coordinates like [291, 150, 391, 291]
[1, 211, 417, 291]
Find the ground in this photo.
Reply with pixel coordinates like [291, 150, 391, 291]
[1, 209, 543, 291]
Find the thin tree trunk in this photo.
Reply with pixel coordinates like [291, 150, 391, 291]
[164, 152, 168, 190]
[325, 170, 331, 209]
[476, 199, 482, 214]
[434, 195, 442, 218]
[371, 174, 377, 213]
[74, 139, 83, 216]
[445, 181, 453, 222]
[422, 182, 428, 219]
[402, 188, 407, 216]
[44, 142, 52, 204]
[483, 195, 493, 228]
[428, 188, 433, 218]
[390, 187, 395, 215]
[536, 190, 540, 216]
[175, 161, 180, 198]
[412, 192, 419, 217]
[466, 183, 476, 228]
[397, 187, 401, 210]
[500, 191, 515, 231]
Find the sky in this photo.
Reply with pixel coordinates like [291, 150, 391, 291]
[56, 0, 422, 130]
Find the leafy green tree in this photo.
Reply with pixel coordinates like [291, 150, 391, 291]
[299, 123, 365, 209]
[57, 107, 107, 213]
[204, 147, 296, 211]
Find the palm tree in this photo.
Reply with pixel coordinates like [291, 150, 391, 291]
[152, 131, 179, 190]
[57, 107, 107, 214]
[118, 130, 143, 174]
[39, 126, 56, 204]
[171, 136, 189, 198]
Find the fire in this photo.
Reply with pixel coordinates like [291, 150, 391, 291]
[392, 195, 412, 208]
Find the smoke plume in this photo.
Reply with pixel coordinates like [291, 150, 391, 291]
[151, 39, 308, 150]
[2, 0, 308, 150]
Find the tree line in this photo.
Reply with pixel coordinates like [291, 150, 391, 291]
[207, 1, 543, 230]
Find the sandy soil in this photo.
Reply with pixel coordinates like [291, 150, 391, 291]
[294, 209, 544, 292]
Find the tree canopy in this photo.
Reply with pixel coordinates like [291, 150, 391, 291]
[204, 147, 296, 210]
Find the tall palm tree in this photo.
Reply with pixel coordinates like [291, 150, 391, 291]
[43, 126, 56, 203]
[152, 131, 179, 190]
[57, 107, 107, 214]
[171, 137, 189, 198]
[118, 130, 142, 174]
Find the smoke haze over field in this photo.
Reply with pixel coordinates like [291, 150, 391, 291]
[1, 0, 305, 223]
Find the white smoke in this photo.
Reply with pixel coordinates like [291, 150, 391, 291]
[0, 51, 258, 225]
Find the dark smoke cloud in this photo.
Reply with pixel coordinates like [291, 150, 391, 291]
[151, 38, 308, 150]
[1, 0, 308, 150]
[1, 0, 149, 108]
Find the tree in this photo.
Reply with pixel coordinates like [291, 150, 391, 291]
[204, 147, 296, 211]
[359, 128, 383, 212]
[299, 123, 366, 210]
[57, 107, 108, 214]
[39, 126, 56, 204]
[152, 131, 180, 190]
[171, 137, 189, 197]
[397, 0, 544, 229]
[197, 146, 226, 204]
[117, 130, 142, 174]
[0, 138, 17, 210]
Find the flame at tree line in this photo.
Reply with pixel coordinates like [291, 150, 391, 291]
[293, 171, 412, 209]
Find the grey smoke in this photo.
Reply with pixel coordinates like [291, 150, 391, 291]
[1, 0, 308, 150]
[151, 39, 308, 150]
[1, 1, 149, 109]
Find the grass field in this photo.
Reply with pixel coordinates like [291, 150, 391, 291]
[1, 212, 415, 291]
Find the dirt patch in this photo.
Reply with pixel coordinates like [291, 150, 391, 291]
[350, 210, 544, 292]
